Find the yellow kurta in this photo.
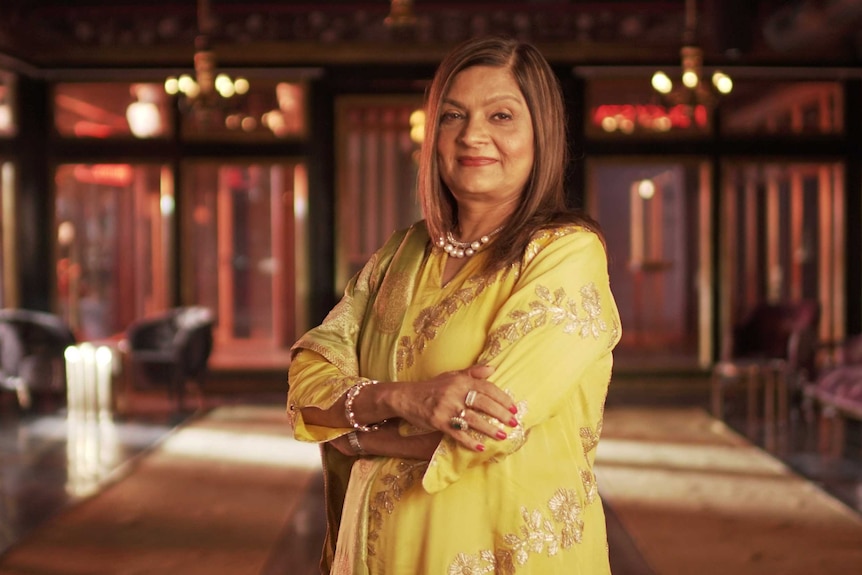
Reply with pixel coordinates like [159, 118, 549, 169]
[288, 221, 621, 575]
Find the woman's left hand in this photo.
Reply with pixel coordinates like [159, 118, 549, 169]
[383, 364, 518, 451]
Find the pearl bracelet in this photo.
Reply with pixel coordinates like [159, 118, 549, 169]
[344, 378, 383, 432]
[347, 430, 366, 456]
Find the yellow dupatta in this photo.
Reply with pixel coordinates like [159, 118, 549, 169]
[288, 221, 431, 574]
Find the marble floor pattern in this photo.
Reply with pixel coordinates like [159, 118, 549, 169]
[0, 376, 860, 574]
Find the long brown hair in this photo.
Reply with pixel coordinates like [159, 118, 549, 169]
[418, 35, 604, 273]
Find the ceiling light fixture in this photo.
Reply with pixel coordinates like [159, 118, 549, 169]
[650, 0, 732, 112]
[163, 0, 248, 126]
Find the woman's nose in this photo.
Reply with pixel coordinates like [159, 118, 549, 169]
[458, 117, 488, 145]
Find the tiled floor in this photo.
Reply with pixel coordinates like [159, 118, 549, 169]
[1, 375, 860, 572]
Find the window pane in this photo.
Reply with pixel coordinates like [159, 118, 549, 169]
[585, 76, 712, 138]
[54, 163, 174, 340]
[0, 71, 17, 138]
[177, 79, 307, 141]
[720, 81, 843, 135]
[335, 96, 424, 289]
[720, 161, 844, 348]
[54, 82, 172, 139]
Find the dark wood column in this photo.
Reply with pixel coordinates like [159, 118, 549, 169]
[14, 75, 52, 311]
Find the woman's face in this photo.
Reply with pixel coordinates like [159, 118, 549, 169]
[436, 65, 534, 211]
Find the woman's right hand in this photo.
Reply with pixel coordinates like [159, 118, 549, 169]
[383, 365, 519, 451]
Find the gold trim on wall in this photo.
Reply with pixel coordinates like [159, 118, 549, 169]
[1, 161, 18, 308]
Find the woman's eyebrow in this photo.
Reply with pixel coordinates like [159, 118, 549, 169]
[442, 94, 523, 108]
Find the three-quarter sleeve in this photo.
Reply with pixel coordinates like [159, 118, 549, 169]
[422, 228, 621, 493]
[287, 350, 360, 442]
[287, 226, 413, 442]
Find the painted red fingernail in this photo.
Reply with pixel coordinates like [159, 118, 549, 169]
[476, 444, 485, 452]
[509, 405, 518, 414]
[508, 418, 518, 427]
[496, 430, 507, 440]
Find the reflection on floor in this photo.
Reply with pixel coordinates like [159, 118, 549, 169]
[0, 407, 175, 556]
[0, 375, 860, 574]
[606, 374, 862, 517]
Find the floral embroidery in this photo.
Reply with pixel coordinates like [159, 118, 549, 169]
[580, 418, 602, 455]
[580, 426, 599, 455]
[367, 460, 427, 557]
[609, 317, 621, 349]
[396, 271, 509, 371]
[577, 283, 606, 338]
[374, 270, 412, 334]
[581, 470, 598, 505]
[482, 282, 607, 361]
[522, 226, 579, 267]
[447, 486, 587, 575]
[449, 552, 485, 575]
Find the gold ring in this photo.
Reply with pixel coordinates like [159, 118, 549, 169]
[465, 390, 478, 408]
[449, 416, 469, 431]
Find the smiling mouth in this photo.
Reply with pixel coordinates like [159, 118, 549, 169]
[458, 157, 497, 166]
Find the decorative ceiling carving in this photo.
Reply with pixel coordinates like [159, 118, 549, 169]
[0, 1, 859, 68]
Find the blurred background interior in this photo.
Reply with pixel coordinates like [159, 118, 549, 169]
[0, 0, 861, 573]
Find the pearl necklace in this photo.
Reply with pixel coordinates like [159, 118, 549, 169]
[435, 226, 503, 258]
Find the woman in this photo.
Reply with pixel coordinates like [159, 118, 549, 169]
[288, 35, 621, 575]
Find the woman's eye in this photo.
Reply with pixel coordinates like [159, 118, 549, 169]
[440, 111, 462, 123]
[493, 112, 512, 121]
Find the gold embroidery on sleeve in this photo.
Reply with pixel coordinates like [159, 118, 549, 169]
[580, 417, 603, 456]
[581, 470, 598, 504]
[522, 226, 579, 267]
[580, 426, 599, 455]
[483, 282, 607, 361]
[447, 486, 588, 575]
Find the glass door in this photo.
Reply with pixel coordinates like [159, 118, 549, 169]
[54, 163, 174, 340]
[587, 158, 713, 371]
[182, 160, 307, 364]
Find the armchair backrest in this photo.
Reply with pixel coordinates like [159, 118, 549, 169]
[728, 300, 820, 368]
[173, 307, 215, 376]
[126, 306, 215, 377]
[0, 309, 76, 377]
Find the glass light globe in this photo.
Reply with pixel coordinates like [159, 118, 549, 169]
[164, 77, 179, 95]
[651, 71, 673, 94]
[712, 72, 733, 94]
[682, 70, 699, 89]
[234, 78, 250, 95]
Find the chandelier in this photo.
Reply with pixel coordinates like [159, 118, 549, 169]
[650, 0, 733, 111]
[385, 0, 418, 27]
[162, 0, 248, 126]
